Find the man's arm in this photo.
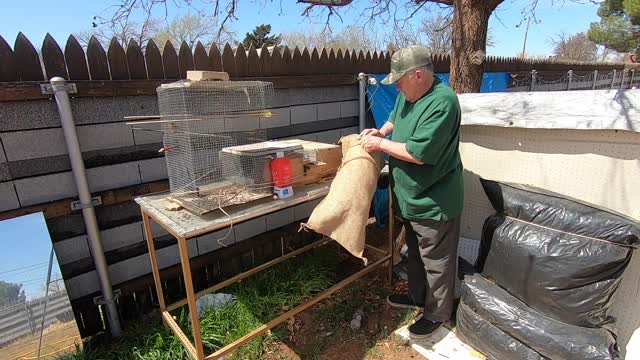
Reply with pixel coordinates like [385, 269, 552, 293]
[361, 136, 424, 165]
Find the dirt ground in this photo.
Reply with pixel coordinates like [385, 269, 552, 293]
[261, 222, 424, 360]
[3, 320, 82, 360]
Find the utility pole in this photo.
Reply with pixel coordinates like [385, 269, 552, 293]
[521, 16, 532, 59]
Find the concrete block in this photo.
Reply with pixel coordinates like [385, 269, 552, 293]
[150, 218, 170, 238]
[0, 182, 20, 211]
[317, 102, 341, 121]
[225, 116, 260, 132]
[133, 127, 164, 145]
[340, 126, 360, 137]
[53, 235, 90, 265]
[86, 162, 141, 193]
[77, 122, 134, 152]
[15, 172, 76, 206]
[0, 164, 10, 182]
[234, 217, 267, 242]
[139, 157, 168, 183]
[156, 241, 198, 269]
[197, 227, 235, 254]
[340, 100, 359, 118]
[283, 133, 318, 142]
[266, 208, 294, 231]
[0, 138, 6, 163]
[290, 105, 318, 125]
[260, 108, 291, 129]
[72, 96, 159, 126]
[109, 253, 152, 285]
[0, 129, 66, 161]
[293, 198, 323, 221]
[0, 100, 59, 131]
[271, 89, 291, 108]
[316, 129, 341, 144]
[65, 271, 100, 300]
[101, 222, 144, 252]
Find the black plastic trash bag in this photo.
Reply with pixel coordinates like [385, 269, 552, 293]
[477, 179, 640, 328]
[456, 300, 546, 360]
[460, 274, 618, 360]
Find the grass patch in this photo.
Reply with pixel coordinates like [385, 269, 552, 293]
[59, 246, 338, 360]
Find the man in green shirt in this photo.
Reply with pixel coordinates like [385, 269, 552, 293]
[361, 45, 464, 338]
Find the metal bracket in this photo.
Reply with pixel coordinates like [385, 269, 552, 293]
[93, 289, 122, 305]
[70, 196, 102, 210]
[40, 83, 77, 95]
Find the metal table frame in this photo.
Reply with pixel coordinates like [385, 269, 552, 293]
[136, 184, 394, 360]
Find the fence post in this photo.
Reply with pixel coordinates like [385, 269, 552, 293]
[593, 70, 598, 89]
[530, 70, 537, 91]
[620, 70, 627, 89]
[567, 70, 573, 90]
[611, 69, 617, 89]
[631, 70, 635, 89]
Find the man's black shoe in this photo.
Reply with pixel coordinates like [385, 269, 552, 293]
[386, 294, 424, 310]
[409, 317, 443, 339]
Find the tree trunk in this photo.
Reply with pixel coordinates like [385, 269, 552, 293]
[450, 0, 502, 93]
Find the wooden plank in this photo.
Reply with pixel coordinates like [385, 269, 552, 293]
[365, 51, 373, 73]
[259, 44, 272, 76]
[0, 75, 357, 102]
[14, 32, 44, 81]
[178, 41, 194, 79]
[41, 33, 68, 79]
[145, 39, 164, 79]
[221, 43, 236, 78]
[87, 36, 110, 80]
[193, 42, 212, 71]
[281, 46, 292, 76]
[247, 44, 260, 77]
[209, 44, 223, 71]
[0, 35, 18, 81]
[162, 41, 180, 79]
[336, 49, 345, 74]
[310, 48, 320, 75]
[235, 43, 248, 77]
[318, 48, 329, 75]
[64, 35, 90, 80]
[126, 39, 147, 79]
[270, 46, 284, 76]
[186, 71, 229, 81]
[291, 47, 303, 76]
[162, 311, 198, 359]
[108, 38, 129, 80]
[327, 49, 339, 74]
[142, 212, 167, 310]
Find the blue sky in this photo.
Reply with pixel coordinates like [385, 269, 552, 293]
[0, 0, 601, 57]
[0, 213, 61, 300]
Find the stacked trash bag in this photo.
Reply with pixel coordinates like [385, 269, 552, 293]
[457, 179, 640, 360]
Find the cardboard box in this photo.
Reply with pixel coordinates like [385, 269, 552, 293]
[281, 140, 342, 186]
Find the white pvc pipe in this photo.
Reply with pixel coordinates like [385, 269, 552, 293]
[358, 72, 366, 132]
[50, 77, 122, 338]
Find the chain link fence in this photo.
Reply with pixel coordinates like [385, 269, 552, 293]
[508, 69, 640, 92]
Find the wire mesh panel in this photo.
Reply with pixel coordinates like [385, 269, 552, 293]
[594, 71, 615, 90]
[570, 72, 596, 90]
[535, 73, 570, 91]
[157, 80, 277, 215]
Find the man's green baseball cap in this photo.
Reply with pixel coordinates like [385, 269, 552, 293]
[381, 45, 433, 85]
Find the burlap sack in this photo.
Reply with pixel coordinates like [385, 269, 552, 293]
[301, 134, 384, 265]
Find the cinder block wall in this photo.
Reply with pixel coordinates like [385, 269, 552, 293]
[0, 85, 360, 335]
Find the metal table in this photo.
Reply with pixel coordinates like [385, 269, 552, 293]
[135, 183, 393, 359]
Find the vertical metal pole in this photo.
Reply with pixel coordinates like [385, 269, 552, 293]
[593, 70, 598, 90]
[530, 70, 537, 91]
[567, 70, 573, 90]
[36, 247, 55, 359]
[620, 70, 627, 89]
[358, 73, 366, 133]
[631, 70, 636, 89]
[611, 70, 617, 89]
[388, 186, 394, 284]
[50, 77, 122, 338]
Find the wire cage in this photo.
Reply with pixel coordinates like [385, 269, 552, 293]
[157, 80, 283, 215]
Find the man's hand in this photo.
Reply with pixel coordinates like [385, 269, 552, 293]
[361, 134, 383, 153]
[360, 128, 383, 138]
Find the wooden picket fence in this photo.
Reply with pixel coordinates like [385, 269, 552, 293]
[0, 32, 629, 100]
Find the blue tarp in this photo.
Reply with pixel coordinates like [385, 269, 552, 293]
[367, 72, 509, 128]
